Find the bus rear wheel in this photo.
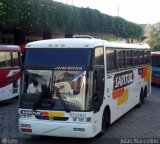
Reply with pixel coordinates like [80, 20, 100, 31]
[144, 86, 147, 98]
[137, 89, 144, 107]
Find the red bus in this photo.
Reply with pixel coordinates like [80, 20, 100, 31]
[0, 45, 21, 101]
[151, 51, 160, 85]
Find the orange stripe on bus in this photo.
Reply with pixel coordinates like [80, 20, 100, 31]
[141, 67, 147, 79]
[112, 88, 124, 100]
[42, 112, 49, 116]
[144, 66, 151, 82]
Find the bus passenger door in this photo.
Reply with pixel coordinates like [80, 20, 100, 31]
[93, 67, 104, 113]
[11, 51, 21, 97]
[92, 47, 105, 113]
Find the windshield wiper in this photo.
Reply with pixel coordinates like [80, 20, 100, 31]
[53, 86, 70, 113]
[52, 75, 70, 113]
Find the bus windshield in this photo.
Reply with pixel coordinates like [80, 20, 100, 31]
[24, 48, 92, 69]
[20, 70, 92, 111]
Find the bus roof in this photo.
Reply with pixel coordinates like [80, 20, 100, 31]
[151, 51, 160, 55]
[0, 45, 20, 51]
[25, 38, 150, 49]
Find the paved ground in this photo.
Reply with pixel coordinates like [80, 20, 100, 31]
[0, 86, 160, 144]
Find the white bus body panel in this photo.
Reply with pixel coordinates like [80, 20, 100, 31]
[0, 79, 20, 101]
[19, 110, 100, 138]
[104, 66, 151, 123]
[0, 69, 20, 101]
[19, 119, 95, 138]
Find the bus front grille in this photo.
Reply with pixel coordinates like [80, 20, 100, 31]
[35, 116, 69, 121]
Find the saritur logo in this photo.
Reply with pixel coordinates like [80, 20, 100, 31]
[114, 71, 134, 90]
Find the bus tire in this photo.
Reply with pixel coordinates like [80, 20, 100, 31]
[137, 89, 144, 108]
[98, 108, 110, 136]
[144, 86, 147, 98]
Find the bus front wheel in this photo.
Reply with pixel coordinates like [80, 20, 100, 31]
[98, 109, 110, 136]
[97, 112, 106, 136]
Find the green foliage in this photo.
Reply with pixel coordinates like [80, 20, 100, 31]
[146, 24, 160, 51]
[0, 0, 21, 29]
[0, 0, 143, 39]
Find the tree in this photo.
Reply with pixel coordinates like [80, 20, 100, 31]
[0, 0, 143, 39]
[146, 24, 160, 51]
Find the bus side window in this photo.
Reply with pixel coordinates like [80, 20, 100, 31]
[6, 52, 11, 67]
[12, 51, 20, 66]
[147, 51, 151, 64]
[133, 50, 139, 66]
[126, 50, 133, 67]
[117, 50, 125, 69]
[106, 49, 116, 71]
[0, 51, 11, 68]
[95, 47, 104, 65]
[139, 50, 144, 65]
[0, 52, 6, 67]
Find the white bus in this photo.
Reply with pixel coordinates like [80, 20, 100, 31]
[18, 36, 151, 138]
[0, 45, 21, 101]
